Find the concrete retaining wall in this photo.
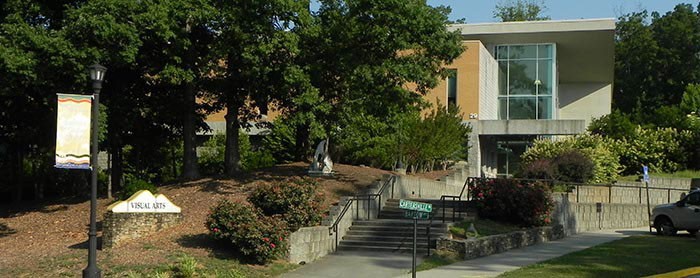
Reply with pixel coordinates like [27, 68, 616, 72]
[287, 172, 467, 264]
[570, 182, 689, 205]
[437, 225, 565, 260]
[552, 193, 649, 235]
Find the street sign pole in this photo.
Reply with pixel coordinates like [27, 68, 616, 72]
[644, 165, 652, 234]
[412, 217, 417, 278]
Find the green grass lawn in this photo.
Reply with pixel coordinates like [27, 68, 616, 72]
[449, 219, 522, 239]
[499, 235, 700, 278]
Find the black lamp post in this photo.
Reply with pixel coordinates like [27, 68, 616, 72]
[83, 63, 106, 278]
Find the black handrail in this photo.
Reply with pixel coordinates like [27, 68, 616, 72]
[328, 175, 397, 251]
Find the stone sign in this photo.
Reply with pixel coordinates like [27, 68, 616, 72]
[107, 190, 181, 213]
[103, 190, 183, 248]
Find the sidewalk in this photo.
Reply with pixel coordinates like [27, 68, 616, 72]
[280, 227, 648, 278]
[281, 250, 422, 278]
[395, 227, 649, 278]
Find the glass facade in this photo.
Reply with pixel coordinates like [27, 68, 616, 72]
[496, 44, 555, 120]
[495, 135, 536, 177]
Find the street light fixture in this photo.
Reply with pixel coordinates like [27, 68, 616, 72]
[83, 63, 106, 278]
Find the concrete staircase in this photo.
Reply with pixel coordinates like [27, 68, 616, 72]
[336, 198, 475, 253]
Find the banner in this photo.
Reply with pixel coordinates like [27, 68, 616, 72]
[55, 93, 92, 169]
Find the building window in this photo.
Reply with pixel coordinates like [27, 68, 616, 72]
[496, 44, 555, 120]
[447, 69, 457, 109]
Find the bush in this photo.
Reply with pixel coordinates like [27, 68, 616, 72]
[118, 177, 157, 200]
[206, 200, 289, 264]
[552, 150, 594, 183]
[588, 109, 636, 140]
[520, 134, 620, 183]
[520, 159, 554, 180]
[617, 127, 691, 175]
[248, 177, 325, 232]
[469, 178, 553, 227]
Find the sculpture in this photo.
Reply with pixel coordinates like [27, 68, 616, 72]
[309, 139, 333, 176]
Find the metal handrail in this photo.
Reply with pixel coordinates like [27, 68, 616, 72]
[328, 175, 397, 251]
[466, 177, 691, 204]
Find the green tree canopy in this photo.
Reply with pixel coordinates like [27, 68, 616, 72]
[493, 0, 550, 22]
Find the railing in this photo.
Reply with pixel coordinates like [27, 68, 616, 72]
[328, 175, 397, 251]
[465, 177, 690, 204]
[437, 177, 472, 223]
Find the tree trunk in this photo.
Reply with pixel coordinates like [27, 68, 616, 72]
[14, 148, 23, 203]
[224, 101, 242, 176]
[295, 122, 310, 161]
[110, 144, 123, 195]
[182, 19, 200, 180]
[182, 85, 200, 179]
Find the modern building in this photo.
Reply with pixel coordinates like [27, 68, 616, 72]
[424, 19, 614, 177]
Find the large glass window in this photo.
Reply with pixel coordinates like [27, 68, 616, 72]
[496, 44, 555, 120]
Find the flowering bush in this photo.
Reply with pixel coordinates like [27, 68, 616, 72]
[469, 178, 553, 227]
[206, 199, 289, 264]
[248, 177, 325, 232]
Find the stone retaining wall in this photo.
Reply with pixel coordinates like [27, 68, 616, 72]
[102, 212, 182, 248]
[437, 225, 564, 260]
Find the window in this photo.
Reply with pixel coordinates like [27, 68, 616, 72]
[496, 44, 555, 120]
[447, 69, 457, 109]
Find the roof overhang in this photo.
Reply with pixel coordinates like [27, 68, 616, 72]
[449, 19, 615, 84]
[475, 120, 586, 135]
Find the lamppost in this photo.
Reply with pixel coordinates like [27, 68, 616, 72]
[83, 63, 106, 278]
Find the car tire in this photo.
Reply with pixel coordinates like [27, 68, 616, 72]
[655, 218, 677, 236]
[688, 229, 698, 236]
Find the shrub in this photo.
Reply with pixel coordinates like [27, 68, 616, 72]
[248, 177, 325, 232]
[206, 200, 289, 264]
[552, 150, 594, 183]
[469, 178, 554, 227]
[588, 109, 636, 140]
[617, 127, 691, 175]
[520, 159, 554, 180]
[520, 134, 621, 183]
[118, 177, 157, 200]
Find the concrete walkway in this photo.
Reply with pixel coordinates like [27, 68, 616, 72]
[281, 250, 423, 278]
[281, 227, 649, 278]
[395, 227, 649, 278]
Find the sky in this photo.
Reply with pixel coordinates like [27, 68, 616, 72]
[426, 0, 697, 23]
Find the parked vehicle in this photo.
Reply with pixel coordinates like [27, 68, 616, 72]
[651, 190, 700, 236]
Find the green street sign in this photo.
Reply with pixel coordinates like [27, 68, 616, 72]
[399, 199, 432, 213]
[404, 210, 430, 219]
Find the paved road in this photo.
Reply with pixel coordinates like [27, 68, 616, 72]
[281, 227, 649, 278]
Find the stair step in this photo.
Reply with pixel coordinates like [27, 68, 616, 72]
[344, 230, 445, 238]
[339, 239, 432, 248]
[351, 220, 446, 227]
[336, 245, 432, 253]
[342, 235, 434, 242]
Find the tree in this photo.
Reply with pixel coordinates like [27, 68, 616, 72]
[614, 5, 700, 124]
[0, 0, 87, 201]
[211, 0, 311, 176]
[493, 0, 550, 22]
[299, 0, 464, 162]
